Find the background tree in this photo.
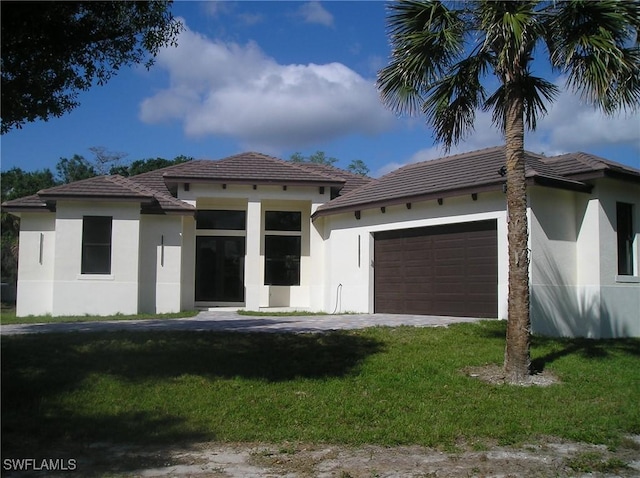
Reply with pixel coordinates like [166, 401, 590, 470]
[290, 151, 339, 166]
[1, 1, 182, 133]
[55, 155, 97, 184]
[290, 151, 370, 176]
[1, 168, 57, 286]
[110, 155, 193, 177]
[347, 159, 370, 176]
[88, 146, 128, 175]
[377, 0, 639, 382]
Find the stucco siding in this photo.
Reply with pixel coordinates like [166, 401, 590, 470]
[15, 213, 56, 316]
[180, 215, 196, 311]
[322, 192, 508, 316]
[531, 179, 640, 338]
[139, 215, 184, 314]
[594, 179, 640, 338]
[529, 187, 584, 336]
[177, 183, 329, 310]
[51, 201, 140, 316]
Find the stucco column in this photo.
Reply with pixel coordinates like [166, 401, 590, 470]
[244, 199, 262, 310]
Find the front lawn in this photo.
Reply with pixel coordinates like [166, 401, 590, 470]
[0, 307, 199, 325]
[2, 321, 639, 458]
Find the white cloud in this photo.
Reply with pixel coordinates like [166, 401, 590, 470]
[376, 109, 503, 176]
[201, 2, 232, 18]
[139, 23, 394, 151]
[528, 85, 640, 156]
[378, 77, 640, 176]
[296, 1, 334, 27]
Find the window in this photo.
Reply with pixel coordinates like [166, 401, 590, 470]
[196, 210, 246, 230]
[82, 216, 112, 274]
[617, 202, 635, 275]
[265, 211, 301, 231]
[264, 211, 301, 286]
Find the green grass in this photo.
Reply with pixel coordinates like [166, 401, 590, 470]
[2, 321, 639, 458]
[0, 306, 199, 325]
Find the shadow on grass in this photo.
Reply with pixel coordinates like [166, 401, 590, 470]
[1, 330, 383, 473]
[465, 320, 640, 375]
[531, 336, 640, 373]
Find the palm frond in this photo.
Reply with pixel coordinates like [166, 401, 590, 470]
[422, 52, 493, 149]
[545, 0, 640, 114]
[478, 1, 541, 77]
[377, 0, 466, 116]
[484, 74, 559, 132]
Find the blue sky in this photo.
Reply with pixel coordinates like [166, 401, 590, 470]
[2, 1, 639, 178]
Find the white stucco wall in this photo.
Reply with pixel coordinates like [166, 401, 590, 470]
[529, 187, 585, 336]
[139, 215, 184, 314]
[180, 215, 196, 311]
[595, 179, 640, 338]
[50, 201, 141, 316]
[530, 179, 640, 338]
[15, 213, 56, 316]
[178, 183, 328, 310]
[319, 192, 508, 316]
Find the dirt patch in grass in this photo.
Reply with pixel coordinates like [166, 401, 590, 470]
[463, 363, 561, 387]
[9, 436, 637, 477]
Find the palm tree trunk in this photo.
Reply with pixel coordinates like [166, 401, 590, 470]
[503, 93, 531, 383]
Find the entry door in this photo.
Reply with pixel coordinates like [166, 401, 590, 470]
[195, 236, 245, 303]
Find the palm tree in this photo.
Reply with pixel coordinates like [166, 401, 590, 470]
[377, 0, 639, 383]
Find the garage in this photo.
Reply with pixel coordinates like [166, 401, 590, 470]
[374, 220, 498, 318]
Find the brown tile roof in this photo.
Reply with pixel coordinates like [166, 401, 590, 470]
[2, 175, 194, 214]
[37, 175, 155, 200]
[0, 194, 49, 211]
[541, 152, 640, 180]
[161, 152, 346, 186]
[293, 162, 376, 196]
[314, 146, 640, 217]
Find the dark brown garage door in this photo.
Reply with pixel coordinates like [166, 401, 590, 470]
[374, 220, 497, 318]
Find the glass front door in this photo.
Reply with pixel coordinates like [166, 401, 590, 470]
[195, 236, 245, 303]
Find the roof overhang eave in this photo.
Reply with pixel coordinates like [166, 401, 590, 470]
[37, 194, 156, 204]
[163, 176, 345, 188]
[313, 182, 505, 219]
[530, 175, 593, 193]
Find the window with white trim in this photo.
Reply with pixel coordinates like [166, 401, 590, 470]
[81, 216, 112, 274]
[617, 202, 635, 276]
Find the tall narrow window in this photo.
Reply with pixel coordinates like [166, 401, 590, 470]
[264, 211, 301, 286]
[82, 216, 112, 274]
[617, 202, 634, 275]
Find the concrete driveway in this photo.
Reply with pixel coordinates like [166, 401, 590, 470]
[0, 310, 485, 335]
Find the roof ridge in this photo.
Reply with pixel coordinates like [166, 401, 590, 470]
[254, 153, 348, 182]
[573, 151, 640, 172]
[110, 174, 194, 209]
[293, 161, 361, 182]
[391, 145, 507, 175]
[544, 152, 599, 171]
[160, 151, 346, 184]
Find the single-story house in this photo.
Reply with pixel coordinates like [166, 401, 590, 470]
[3, 146, 639, 338]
